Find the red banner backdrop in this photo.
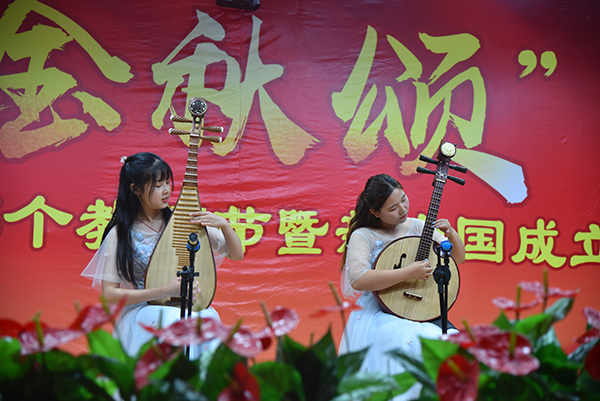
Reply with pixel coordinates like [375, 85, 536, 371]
[1, 0, 599, 358]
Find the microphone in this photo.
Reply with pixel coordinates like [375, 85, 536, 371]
[186, 233, 200, 252]
[440, 240, 453, 255]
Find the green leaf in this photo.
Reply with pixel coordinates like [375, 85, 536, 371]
[512, 298, 574, 350]
[87, 329, 129, 364]
[534, 343, 579, 393]
[568, 337, 599, 364]
[310, 330, 338, 368]
[493, 311, 513, 330]
[42, 349, 82, 372]
[200, 342, 245, 400]
[576, 370, 600, 398]
[535, 325, 562, 350]
[0, 340, 34, 400]
[251, 361, 304, 401]
[52, 370, 115, 401]
[420, 338, 460, 381]
[150, 352, 201, 390]
[332, 371, 399, 401]
[45, 350, 117, 399]
[301, 350, 338, 401]
[478, 372, 547, 401]
[545, 297, 575, 323]
[337, 347, 368, 380]
[279, 331, 340, 401]
[514, 313, 554, 346]
[277, 334, 308, 366]
[138, 378, 209, 401]
[77, 354, 136, 399]
[386, 349, 436, 393]
[477, 371, 495, 397]
[0, 338, 28, 381]
[393, 371, 418, 394]
[362, 371, 419, 401]
[3, 351, 115, 401]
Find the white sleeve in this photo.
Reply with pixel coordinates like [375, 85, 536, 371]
[341, 230, 372, 298]
[206, 226, 229, 268]
[80, 227, 131, 291]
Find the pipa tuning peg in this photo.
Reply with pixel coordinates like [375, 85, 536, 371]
[448, 175, 466, 186]
[168, 128, 222, 143]
[200, 135, 223, 143]
[170, 114, 192, 123]
[419, 155, 438, 165]
[169, 128, 189, 135]
[416, 166, 436, 175]
[201, 126, 224, 133]
[449, 164, 468, 174]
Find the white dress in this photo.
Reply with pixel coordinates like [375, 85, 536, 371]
[339, 218, 458, 400]
[81, 222, 229, 359]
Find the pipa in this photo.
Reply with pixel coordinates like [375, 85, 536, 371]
[144, 97, 223, 312]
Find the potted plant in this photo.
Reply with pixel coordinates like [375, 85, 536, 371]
[1, 272, 598, 400]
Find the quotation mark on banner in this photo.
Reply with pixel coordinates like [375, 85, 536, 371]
[518, 50, 557, 78]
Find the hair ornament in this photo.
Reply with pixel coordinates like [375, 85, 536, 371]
[120, 156, 128, 164]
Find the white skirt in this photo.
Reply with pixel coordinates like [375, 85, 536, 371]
[339, 292, 457, 400]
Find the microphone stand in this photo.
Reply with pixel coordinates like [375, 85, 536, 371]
[178, 232, 200, 357]
[433, 241, 452, 334]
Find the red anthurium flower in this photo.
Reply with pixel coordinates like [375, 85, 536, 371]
[254, 327, 273, 351]
[141, 316, 227, 347]
[134, 342, 176, 389]
[448, 325, 539, 376]
[519, 281, 579, 299]
[468, 332, 539, 375]
[0, 319, 29, 338]
[217, 362, 260, 401]
[574, 328, 599, 345]
[257, 305, 300, 352]
[140, 306, 299, 358]
[223, 306, 299, 357]
[310, 300, 362, 318]
[574, 307, 600, 345]
[269, 306, 299, 336]
[224, 325, 265, 358]
[583, 307, 600, 329]
[19, 326, 83, 355]
[492, 296, 540, 312]
[0, 319, 82, 355]
[447, 325, 501, 349]
[437, 354, 479, 401]
[546, 287, 579, 298]
[584, 342, 600, 381]
[70, 297, 126, 333]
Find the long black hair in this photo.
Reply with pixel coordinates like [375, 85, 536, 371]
[341, 174, 403, 268]
[102, 152, 174, 284]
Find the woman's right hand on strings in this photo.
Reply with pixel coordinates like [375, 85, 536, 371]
[164, 277, 201, 299]
[405, 260, 433, 280]
[164, 276, 182, 298]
